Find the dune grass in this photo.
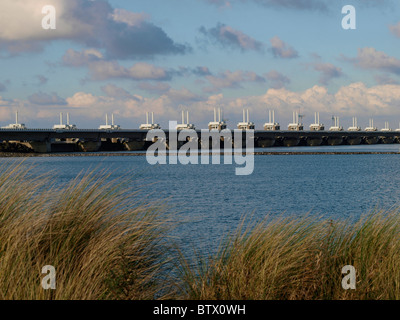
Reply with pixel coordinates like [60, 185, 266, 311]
[2, 162, 400, 300]
[0, 162, 174, 300]
[177, 212, 400, 300]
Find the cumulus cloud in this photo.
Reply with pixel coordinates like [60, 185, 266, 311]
[313, 63, 344, 85]
[87, 61, 170, 81]
[204, 70, 266, 92]
[64, 90, 183, 122]
[201, 0, 392, 12]
[59, 89, 229, 127]
[0, 96, 23, 121]
[0, 0, 189, 57]
[258, 82, 400, 116]
[60, 82, 400, 126]
[162, 87, 201, 103]
[346, 47, 400, 75]
[62, 48, 176, 82]
[101, 84, 137, 100]
[192, 66, 213, 76]
[3, 80, 400, 128]
[200, 0, 327, 10]
[390, 22, 400, 37]
[199, 23, 263, 52]
[28, 92, 66, 105]
[62, 49, 103, 67]
[62, 49, 214, 83]
[110, 9, 150, 27]
[265, 70, 291, 89]
[269, 36, 298, 59]
[66, 92, 98, 108]
[374, 74, 399, 85]
[137, 82, 171, 94]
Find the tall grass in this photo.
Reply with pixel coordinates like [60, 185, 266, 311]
[2, 162, 400, 300]
[177, 212, 400, 300]
[0, 162, 174, 300]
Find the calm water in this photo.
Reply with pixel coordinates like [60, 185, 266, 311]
[2, 144, 400, 253]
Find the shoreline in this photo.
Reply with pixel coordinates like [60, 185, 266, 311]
[1, 151, 400, 157]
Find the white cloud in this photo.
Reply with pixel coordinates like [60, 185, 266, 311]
[2, 82, 400, 128]
[348, 47, 400, 74]
[0, 0, 189, 57]
[61, 82, 400, 125]
[110, 9, 149, 27]
[259, 82, 400, 116]
[66, 92, 98, 107]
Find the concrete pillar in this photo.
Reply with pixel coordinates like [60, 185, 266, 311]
[282, 137, 300, 147]
[380, 136, 394, 144]
[346, 136, 362, 145]
[78, 140, 101, 152]
[306, 137, 323, 146]
[19, 141, 51, 153]
[257, 138, 275, 148]
[364, 136, 378, 145]
[124, 140, 145, 151]
[327, 137, 344, 146]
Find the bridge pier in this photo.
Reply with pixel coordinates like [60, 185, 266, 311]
[364, 136, 378, 145]
[306, 137, 323, 146]
[51, 141, 77, 152]
[380, 136, 395, 144]
[282, 137, 300, 147]
[1, 141, 28, 152]
[98, 138, 125, 151]
[2, 129, 400, 153]
[199, 133, 231, 150]
[123, 140, 146, 151]
[78, 140, 102, 152]
[327, 137, 343, 146]
[233, 139, 247, 149]
[257, 138, 275, 148]
[346, 136, 362, 145]
[19, 141, 51, 153]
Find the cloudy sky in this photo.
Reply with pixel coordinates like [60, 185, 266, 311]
[0, 0, 400, 129]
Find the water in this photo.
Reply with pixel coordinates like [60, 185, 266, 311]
[256, 144, 400, 153]
[2, 144, 400, 253]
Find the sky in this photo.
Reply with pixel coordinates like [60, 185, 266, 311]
[0, 0, 400, 129]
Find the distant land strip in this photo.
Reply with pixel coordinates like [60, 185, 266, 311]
[1, 151, 400, 158]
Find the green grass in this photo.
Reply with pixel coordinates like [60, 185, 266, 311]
[2, 162, 400, 300]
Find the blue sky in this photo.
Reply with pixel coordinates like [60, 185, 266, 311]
[0, 0, 400, 129]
